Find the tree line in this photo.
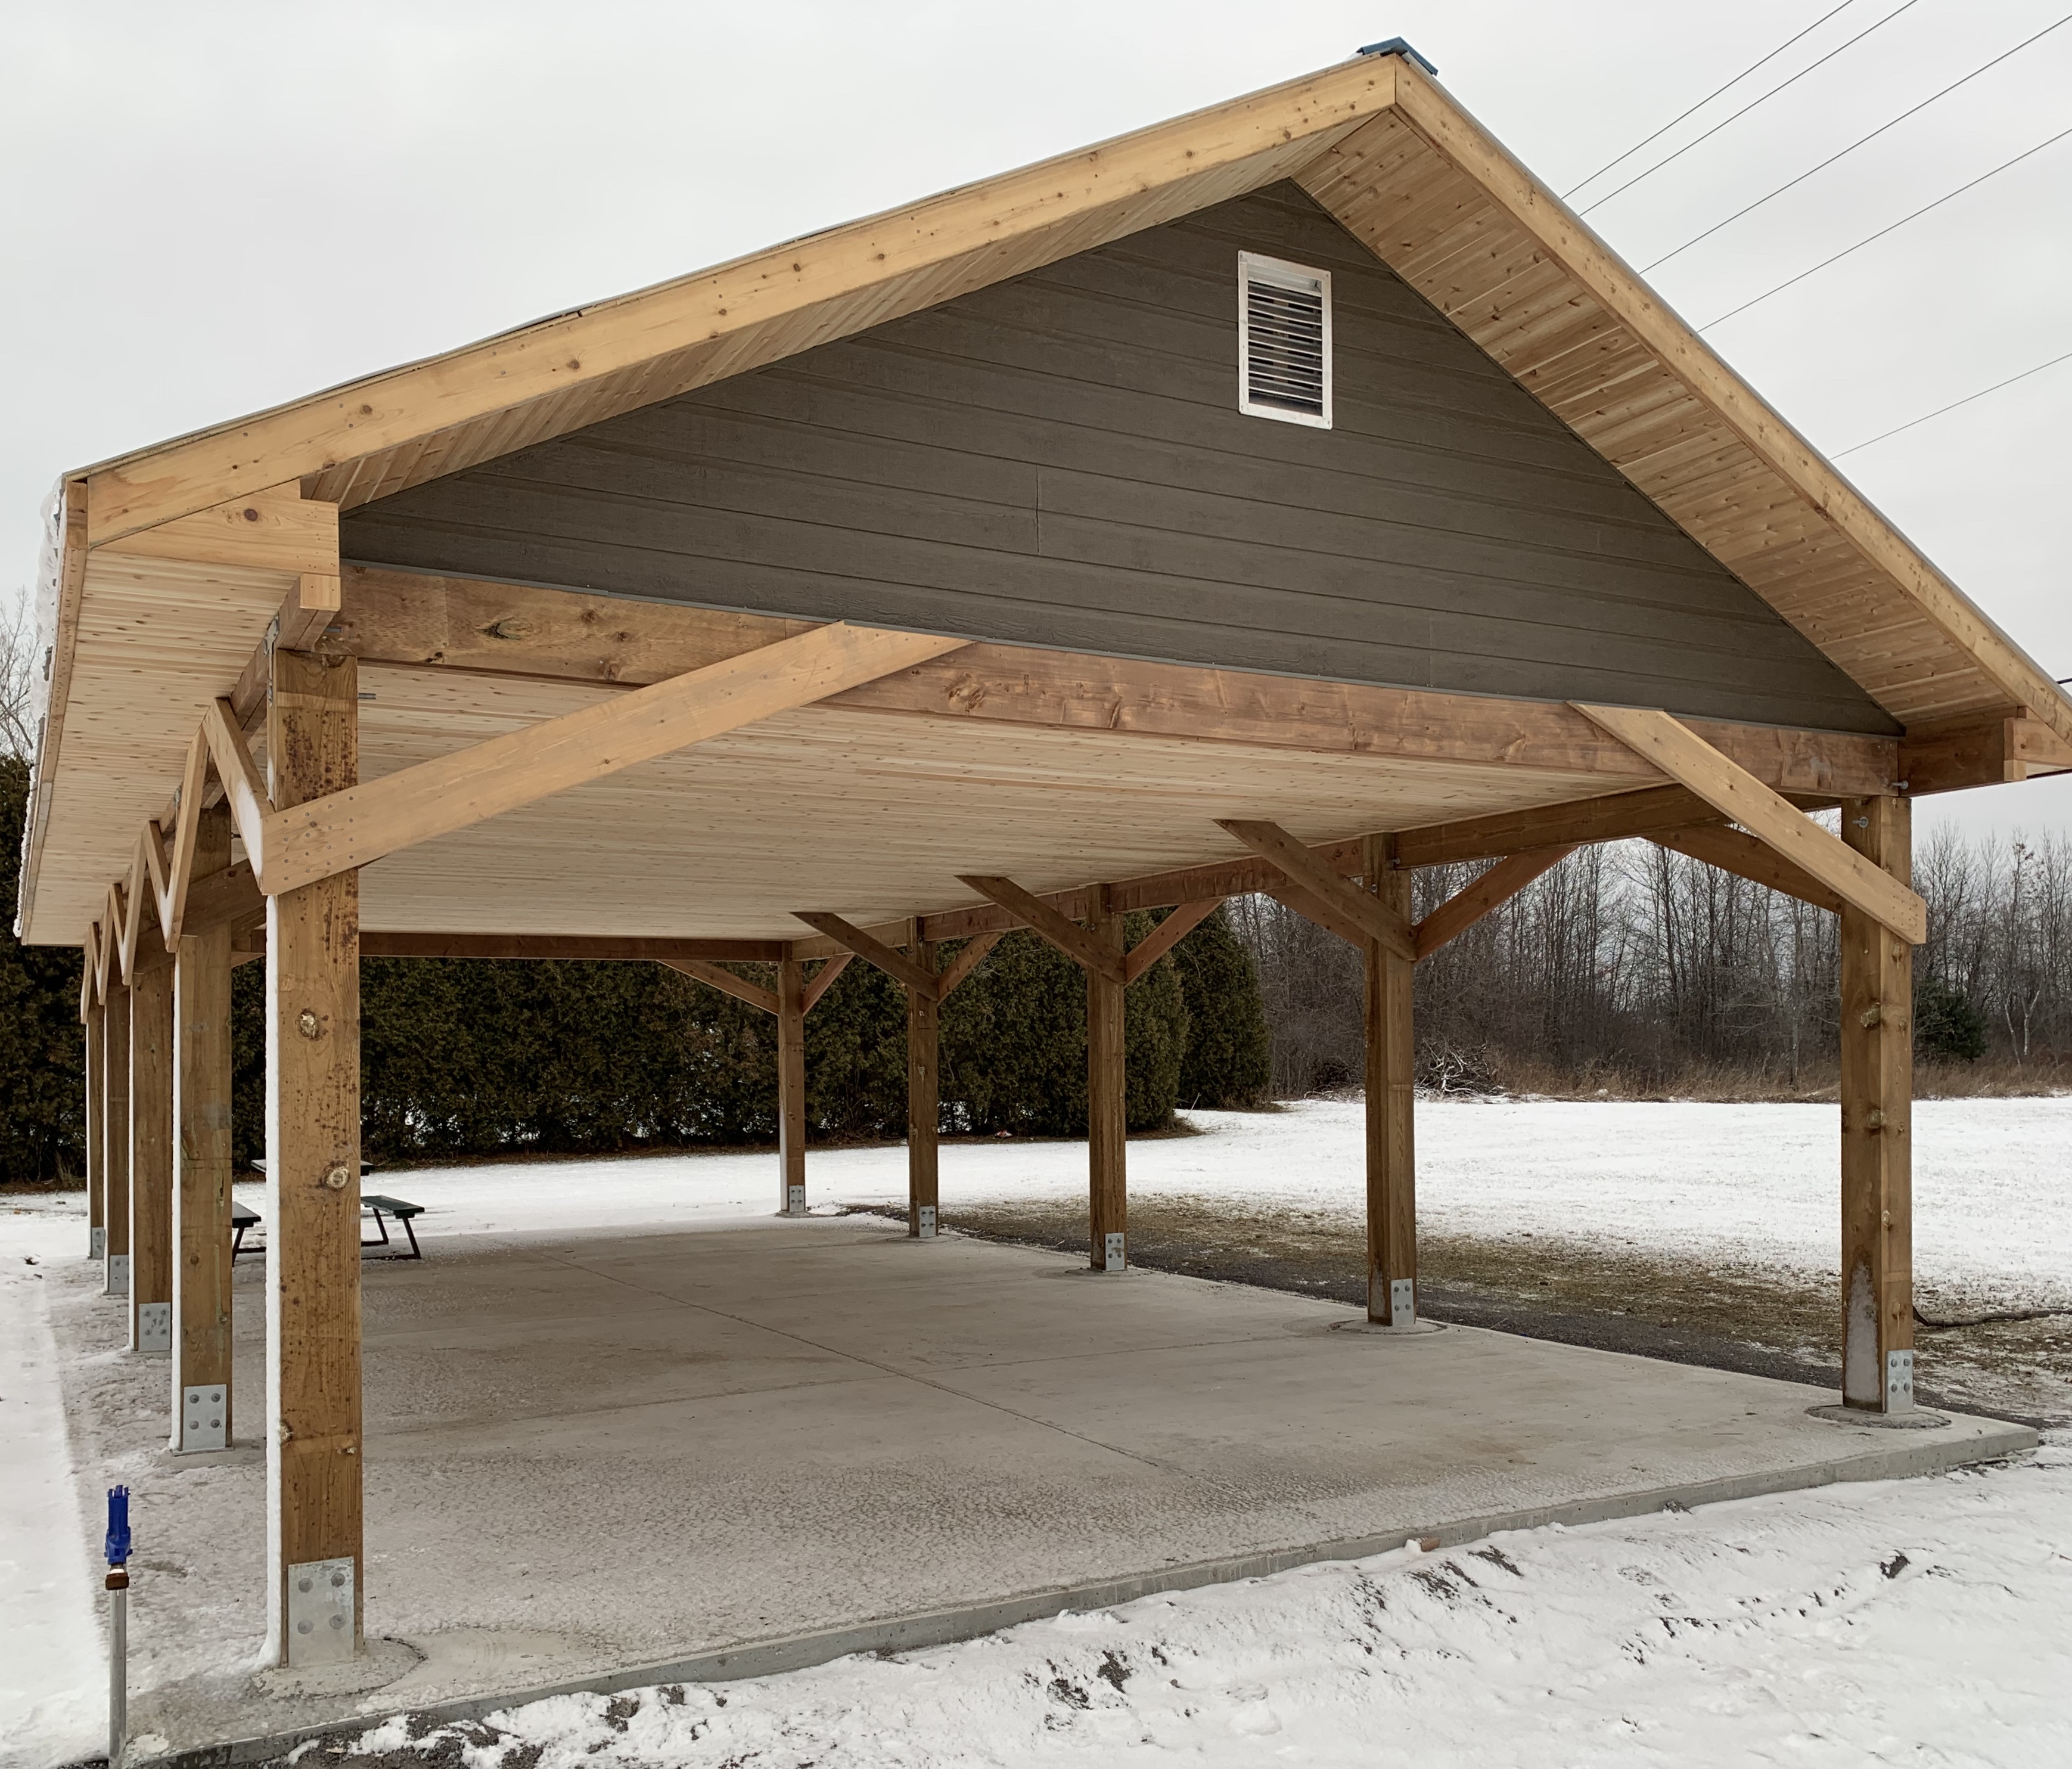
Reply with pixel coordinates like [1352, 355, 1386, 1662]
[1233, 823, 2071, 1097]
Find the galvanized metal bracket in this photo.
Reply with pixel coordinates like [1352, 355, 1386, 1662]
[785, 1184, 806, 1217]
[1885, 1349, 1915, 1412]
[285, 1557, 355, 1666]
[916, 1205, 937, 1240]
[105, 1253, 130, 1298]
[180, 1385, 228, 1453]
[1390, 1278, 1416, 1328]
[135, 1301, 172, 1354]
[1102, 1231, 1126, 1273]
[89, 1226, 105, 1261]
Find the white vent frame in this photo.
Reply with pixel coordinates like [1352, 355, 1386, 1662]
[1237, 251, 1332, 430]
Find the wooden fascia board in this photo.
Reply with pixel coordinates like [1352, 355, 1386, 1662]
[1575, 703, 1925, 942]
[1372, 60, 2072, 747]
[79, 58, 1398, 547]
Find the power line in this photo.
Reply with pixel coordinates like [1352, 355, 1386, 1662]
[1561, 0, 1860, 199]
[1700, 122, 2072, 328]
[1644, 13, 2072, 272]
[1578, 0, 1923, 215]
[1832, 349, 2072, 456]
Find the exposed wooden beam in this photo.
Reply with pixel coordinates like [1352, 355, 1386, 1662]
[1575, 705, 1925, 943]
[321, 567, 1898, 798]
[1391, 785, 1731, 870]
[1219, 820, 1416, 962]
[1262, 879, 1372, 951]
[1649, 825, 1844, 915]
[790, 911, 940, 997]
[1123, 898, 1226, 985]
[254, 625, 965, 896]
[202, 697, 272, 877]
[1898, 712, 2072, 795]
[1412, 847, 1576, 960]
[361, 933, 787, 962]
[802, 951, 854, 1012]
[97, 483, 338, 576]
[934, 930, 1002, 1000]
[958, 875, 1126, 985]
[661, 959, 779, 1016]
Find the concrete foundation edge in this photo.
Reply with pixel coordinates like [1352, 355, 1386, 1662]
[138, 1416, 2037, 1768]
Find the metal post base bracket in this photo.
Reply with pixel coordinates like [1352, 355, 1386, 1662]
[181, 1385, 228, 1453]
[916, 1205, 937, 1240]
[1886, 1349, 1916, 1413]
[1102, 1231, 1126, 1273]
[89, 1226, 105, 1261]
[1368, 1274, 1417, 1327]
[105, 1253, 130, 1298]
[287, 1557, 356, 1666]
[785, 1184, 806, 1218]
[135, 1302, 172, 1354]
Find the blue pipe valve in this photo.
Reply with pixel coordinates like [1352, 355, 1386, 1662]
[105, 1486, 131, 1568]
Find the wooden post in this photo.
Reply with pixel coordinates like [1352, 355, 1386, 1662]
[103, 982, 131, 1296]
[776, 955, 807, 1216]
[1839, 796, 1914, 1411]
[906, 924, 939, 1239]
[172, 804, 235, 1453]
[129, 949, 176, 1354]
[86, 1000, 105, 1262]
[1086, 885, 1127, 1271]
[1363, 834, 1417, 1325]
[265, 648, 363, 1666]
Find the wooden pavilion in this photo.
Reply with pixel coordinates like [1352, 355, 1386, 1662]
[20, 45, 2071, 1669]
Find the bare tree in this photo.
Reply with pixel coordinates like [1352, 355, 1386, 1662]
[0, 592, 36, 759]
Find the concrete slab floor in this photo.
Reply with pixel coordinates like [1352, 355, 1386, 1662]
[44, 1216, 2035, 1762]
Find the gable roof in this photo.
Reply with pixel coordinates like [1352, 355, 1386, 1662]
[59, 48, 2070, 747]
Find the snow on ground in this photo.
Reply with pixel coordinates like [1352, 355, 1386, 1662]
[346, 1443, 2072, 1769]
[238, 1096, 2072, 1306]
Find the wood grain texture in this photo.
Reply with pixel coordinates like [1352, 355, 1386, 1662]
[790, 911, 939, 996]
[129, 955, 176, 1345]
[103, 983, 131, 1267]
[1219, 820, 1416, 961]
[1086, 886, 1127, 1270]
[1364, 834, 1415, 1324]
[1839, 797, 1912, 1411]
[85, 1003, 105, 1244]
[1574, 705, 1925, 942]
[264, 647, 363, 1663]
[1123, 899, 1226, 985]
[172, 804, 235, 1446]
[1412, 846, 1574, 959]
[958, 876, 1126, 984]
[1649, 825, 1843, 915]
[906, 928, 939, 1237]
[366, 933, 785, 961]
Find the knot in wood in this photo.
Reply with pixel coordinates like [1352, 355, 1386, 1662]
[486, 617, 536, 641]
[1865, 1108, 1887, 1130]
[322, 1165, 350, 1191]
[297, 1008, 322, 1039]
[1858, 1003, 1882, 1028]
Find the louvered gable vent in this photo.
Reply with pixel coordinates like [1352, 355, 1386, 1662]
[1238, 252, 1331, 429]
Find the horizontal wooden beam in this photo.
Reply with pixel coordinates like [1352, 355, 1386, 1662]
[1576, 705, 1925, 943]
[1123, 898, 1225, 985]
[1649, 825, 1844, 915]
[1218, 820, 1415, 961]
[97, 483, 338, 578]
[958, 875, 1125, 985]
[361, 933, 788, 962]
[790, 911, 938, 997]
[318, 567, 1898, 797]
[257, 623, 967, 895]
[1414, 846, 1575, 960]
[1898, 712, 2072, 795]
[661, 958, 778, 1016]
[1391, 784, 1734, 869]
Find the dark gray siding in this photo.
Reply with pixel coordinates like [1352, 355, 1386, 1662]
[342, 184, 1896, 735]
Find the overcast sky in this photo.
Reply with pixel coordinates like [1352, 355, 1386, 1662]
[5, 0, 2068, 842]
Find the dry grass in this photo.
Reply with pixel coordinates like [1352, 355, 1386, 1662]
[1480, 1055, 2068, 1104]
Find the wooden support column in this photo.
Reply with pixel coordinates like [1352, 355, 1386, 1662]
[172, 804, 235, 1452]
[129, 948, 176, 1354]
[265, 648, 363, 1666]
[103, 981, 131, 1296]
[1086, 886, 1127, 1271]
[776, 955, 807, 1216]
[906, 924, 940, 1239]
[86, 1000, 105, 1261]
[1839, 796, 1915, 1412]
[1363, 835, 1417, 1326]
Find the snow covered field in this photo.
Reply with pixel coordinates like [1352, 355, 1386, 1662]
[5, 1095, 2067, 1768]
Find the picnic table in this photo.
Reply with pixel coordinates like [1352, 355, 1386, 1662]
[237, 1163, 425, 1260]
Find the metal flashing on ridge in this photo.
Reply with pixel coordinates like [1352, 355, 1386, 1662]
[1356, 37, 1437, 75]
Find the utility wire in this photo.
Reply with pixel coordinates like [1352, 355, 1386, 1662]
[1645, 13, 2072, 272]
[1561, 0, 1860, 199]
[1700, 122, 2072, 328]
[1832, 349, 2072, 455]
[1579, 0, 1923, 215]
